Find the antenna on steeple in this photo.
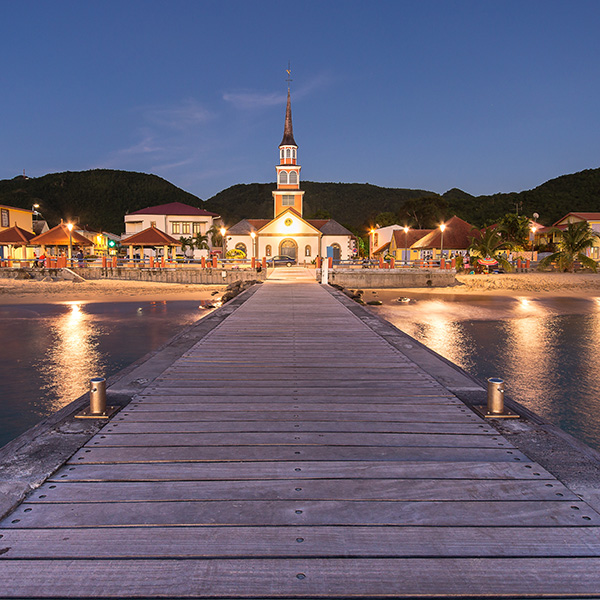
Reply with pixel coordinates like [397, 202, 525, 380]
[285, 61, 292, 90]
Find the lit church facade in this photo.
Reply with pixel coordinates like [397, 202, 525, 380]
[227, 88, 355, 262]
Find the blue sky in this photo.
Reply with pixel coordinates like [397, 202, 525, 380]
[2, 0, 600, 200]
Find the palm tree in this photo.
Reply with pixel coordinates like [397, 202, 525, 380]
[468, 227, 514, 272]
[538, 221, 599, 272]
[207, 224, 223, 248]
[194, 232, 210, 252]
[179, 236, 193, 255]
[497, 213, 531, 249]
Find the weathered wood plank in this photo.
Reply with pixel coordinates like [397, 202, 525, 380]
[87, 432, 512, 448]
[3, 558, 600, 598]
[2, 526, 600, 558]
[67, 445, 529, 463]
[49, 460, 555, 482]
[5, 500, 597, 528]
[27, 478, 577, 502]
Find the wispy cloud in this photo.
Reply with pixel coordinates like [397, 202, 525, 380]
[222, 91, 285, 110]
[144, 99, 213, 130]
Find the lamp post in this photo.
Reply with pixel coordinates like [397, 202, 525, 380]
[67, 223, 73, 267]
[439, 223, 446, 265]
[530, 225, 537, 264]
[369, 229, 375, 259]
[32, 203, 40, 220]
[250, 231, 256, 261]
[220, 227, 226, 260]
[403, 226, 409, 266]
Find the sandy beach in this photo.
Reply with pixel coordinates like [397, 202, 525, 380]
[0, 278, 227, 305]
[1, 272, 599, 305]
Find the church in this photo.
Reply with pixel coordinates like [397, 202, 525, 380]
[226, 87, 355, 263]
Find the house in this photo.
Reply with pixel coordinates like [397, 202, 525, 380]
[0, 204, 34, 233]
[123, 202, 220, 252]
[388, 228, 433, 263]
[536, 213, 600, 260]
[371, 225, 404, 257]
[226, 87, 355, 262]
[410, 215, 476, 260]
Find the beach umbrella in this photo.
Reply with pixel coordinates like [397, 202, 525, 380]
[478, 257, 498, 266]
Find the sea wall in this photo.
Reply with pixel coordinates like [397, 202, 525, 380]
[324, 268, 459, 288]
[0, 267, 267, 285]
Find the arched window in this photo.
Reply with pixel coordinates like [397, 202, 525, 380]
[286, 148, 290, 158]
[292, 148, 296, 159]
[279, 171, 288, 185]
[289, 171, 298, 184]
[331, 243, 341, 260]
[305, 245, 311, 257]
[235, 243, 247, 257]
[280, 149, 284, 160]
[265, 245, 272, 257]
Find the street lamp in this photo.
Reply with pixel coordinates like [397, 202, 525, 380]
[66, 223, 73, 267]
[220, 227, 226, 259]
[250, 231, 256, 260]
[369, 228, 375, 259]
[403, 226, 409, 266]
[439, 223, 446, 264]
[530, 225, 537, 263]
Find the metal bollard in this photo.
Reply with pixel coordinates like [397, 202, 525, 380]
[75, 377, 119, 419]
[89, 377, 107, 415]
[474, 376, 519, 419]
[487, 377, 505, 414]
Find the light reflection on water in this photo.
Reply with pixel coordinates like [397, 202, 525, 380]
[0, 301, 204, 448]
[376, 294, 600, 451]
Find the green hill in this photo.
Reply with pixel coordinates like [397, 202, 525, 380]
[0, 169, 204, 234]
[2, 166, 600, 236]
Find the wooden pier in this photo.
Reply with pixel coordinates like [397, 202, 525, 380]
[1, 270, 600, 597]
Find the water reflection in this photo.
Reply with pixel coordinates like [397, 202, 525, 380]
[37, 302, 104, 413]
[375, 294, 600, 451]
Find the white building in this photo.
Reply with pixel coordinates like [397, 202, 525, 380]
[226, 87, 355, 262]
[124, 202, 220, 244]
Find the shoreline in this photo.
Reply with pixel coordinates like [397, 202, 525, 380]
[1, 272, 600, 305]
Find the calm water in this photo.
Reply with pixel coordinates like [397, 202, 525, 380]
[374, 293, 600, 452]
[0, 301, 205, 448]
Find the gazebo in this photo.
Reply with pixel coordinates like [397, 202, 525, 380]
[121, 225, 180, 263]
[410, 216, 476, 261]
[0, 225, 36, 261]
[30, 221, 94, 264]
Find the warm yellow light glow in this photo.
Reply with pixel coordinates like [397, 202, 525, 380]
[440, 223, 446, 232]
[370, 229, 375, 234]
[67, 223, 73, 231]
[531, 225, 537, 233]
[220, 227, 226, 236]
[403, 226, 409, 234]
[33, 203, 40, 209]
[250, 231, 256, 239]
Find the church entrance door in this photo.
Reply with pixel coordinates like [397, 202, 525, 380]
[279, 239, 298, 260]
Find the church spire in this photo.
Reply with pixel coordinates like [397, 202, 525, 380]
[280, 87, 297, 147]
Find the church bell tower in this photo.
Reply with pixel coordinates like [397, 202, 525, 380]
[273, 83, 305, 218]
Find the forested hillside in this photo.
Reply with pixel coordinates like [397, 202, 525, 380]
[2, 166, 600, 236]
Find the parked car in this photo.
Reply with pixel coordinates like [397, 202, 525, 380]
[267, 255, 297, 267]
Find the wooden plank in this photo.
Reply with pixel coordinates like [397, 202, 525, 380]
[101, 420, 493, 435]
[67, 445, 530, 464]
[2, 526, 600, 558]
[49, 460, 556, 482]
[27, 479, 577, 503]
[87, 432, 512, 448]
[5, 500, 597, 528]
[5, 558, 600, 598]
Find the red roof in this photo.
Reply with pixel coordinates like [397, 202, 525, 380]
[0, 225, 35, 245]
[122, 226, 179, 246]
[128, 202, 218, 217]
[30, 222, 94, 246]
[410, 216, 476, 250]
[391, 229, 433, 248]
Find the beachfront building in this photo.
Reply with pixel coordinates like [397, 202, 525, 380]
[123, 202, 220, 251]
[388, 228, 433, 263]
[371, 225, 403, 257]
[0, 204, 36, 260]
[0, 204, 34, 234]
[410, 215, 475, 261]
[536, 212, 600, 260]
[226, 87, 355, 262]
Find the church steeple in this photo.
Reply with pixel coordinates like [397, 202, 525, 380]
[273, 73, 304, 218]
[280, 88, 297, 147]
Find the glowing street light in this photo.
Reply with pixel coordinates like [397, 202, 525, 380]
[439, 223, 446, 263]
[250, 231, 256, 260]
[220, 227, 226, 259]
[403, 226, 410, 266]
[530, 224, 537, 263]
[67, 223, 73, 267]
[369, 228, 375, 259]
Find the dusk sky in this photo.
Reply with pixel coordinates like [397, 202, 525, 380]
[2, 1, 600, 200]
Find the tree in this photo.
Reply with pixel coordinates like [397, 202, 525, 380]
[497, 213, 531, 249]
[467, 227, 514, 272]
[373, 212, 397, 227]
[194, 232, 210, 251]
[207, 224, 223, 247]
[398, 196, 447, 229]
[179, 236, 193, 254]
[538, 221, 599, 272]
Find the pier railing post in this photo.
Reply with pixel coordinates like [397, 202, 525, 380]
[75, 377, 119, 419]
[474, 377, 519, 419]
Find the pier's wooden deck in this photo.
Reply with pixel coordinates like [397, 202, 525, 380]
[2, 275, 600, 598]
